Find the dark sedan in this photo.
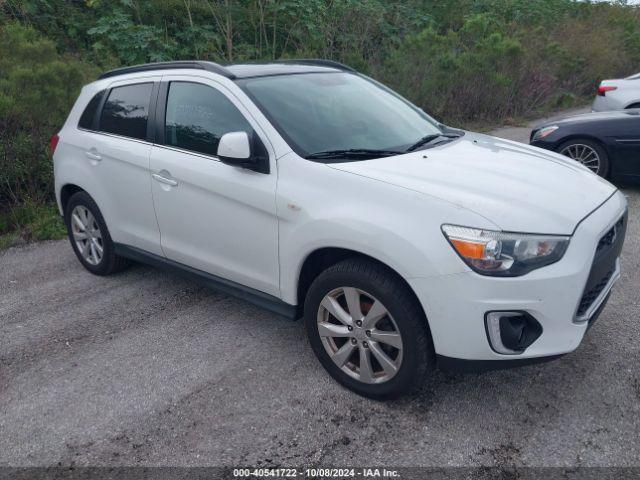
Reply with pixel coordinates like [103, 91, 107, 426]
[530, 109, 640, 180]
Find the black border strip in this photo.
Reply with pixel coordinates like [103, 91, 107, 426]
[4, 467, 639, 479]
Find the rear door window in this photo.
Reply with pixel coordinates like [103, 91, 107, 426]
[99, 83, 153, 141]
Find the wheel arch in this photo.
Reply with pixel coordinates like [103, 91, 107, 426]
[555, 134, 610, 152]
[624, 102, 640, 109]
[59, 183, 87, 214]
[294, 247, 432, 339]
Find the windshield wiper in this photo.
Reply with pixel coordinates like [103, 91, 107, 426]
[405, 133, 461, 152]
[305, 148, 403, 160]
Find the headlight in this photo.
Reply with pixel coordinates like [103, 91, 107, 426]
[442, 225, 570, 276]
[531, 125, 559, 141]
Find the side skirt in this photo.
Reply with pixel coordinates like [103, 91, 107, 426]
[114, 243, 298, 320]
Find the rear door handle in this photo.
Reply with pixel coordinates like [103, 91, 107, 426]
[85, 151, 102, 161]
[152, 173, 178, 187]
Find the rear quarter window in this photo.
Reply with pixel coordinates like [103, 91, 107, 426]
[99, 83, 153, 141]
[78, 90, 105, 130]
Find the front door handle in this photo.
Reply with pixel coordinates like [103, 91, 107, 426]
[152, 173, 178, 187]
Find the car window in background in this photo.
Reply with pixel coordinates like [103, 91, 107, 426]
[164, 82, 252, 156]
[99, 83, 153, 140]
[239, 72, 442, 157]
[78, 90, 105, 130]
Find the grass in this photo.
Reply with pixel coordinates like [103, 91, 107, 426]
[0, 201, 67, 250]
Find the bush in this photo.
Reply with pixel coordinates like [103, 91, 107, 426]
[0, 1, 639, 247]
[377, 15, 549, 124]
[0, 22, 97, 207]
[375, 3, 640, 126]
[0, 201, 66, 249]
[4, 2, 639, 129]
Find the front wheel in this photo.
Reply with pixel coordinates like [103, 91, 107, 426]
[557, 138, 609, 178]
[304, 258, 433, 399]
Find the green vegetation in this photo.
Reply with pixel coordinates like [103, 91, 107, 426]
[0, 201, 66, 249]
[0, 21, 96, 248]
[1, 0, 639, 248]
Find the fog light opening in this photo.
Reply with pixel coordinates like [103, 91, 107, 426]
[485, 311, 543, 355]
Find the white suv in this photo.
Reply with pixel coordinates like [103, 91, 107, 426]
[53, 60, 627, 398]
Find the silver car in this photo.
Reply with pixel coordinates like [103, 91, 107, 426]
[592, 72, 640, 111]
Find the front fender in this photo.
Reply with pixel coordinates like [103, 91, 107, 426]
[280, 221, 436, 305]
[276, 154, 497, 304]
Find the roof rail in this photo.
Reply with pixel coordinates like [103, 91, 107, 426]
[274, 59, 356, 72]
[98, 61, 235, 80]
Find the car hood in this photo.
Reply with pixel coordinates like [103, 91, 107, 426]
[542, 109, 640, 127]
[327, 132, 616, 234]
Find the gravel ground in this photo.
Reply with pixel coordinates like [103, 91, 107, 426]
[489, 106, 591, 143]
[1, 114, 639, 468]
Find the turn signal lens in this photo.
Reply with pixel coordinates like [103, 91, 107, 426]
[450, 238, 486, 259]
[442, 225, 570, 277]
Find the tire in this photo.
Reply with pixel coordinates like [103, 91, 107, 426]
[304, 258, 433, 399]
[64, 191, 130, 275]
[557, 138, 610, 178]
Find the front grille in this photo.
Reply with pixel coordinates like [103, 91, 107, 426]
[596, 216, 624, 253]
[576, 268, 614, 318]
[575, 210, 627, 321]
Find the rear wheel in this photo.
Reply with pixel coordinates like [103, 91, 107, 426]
[304, 258, 433, 399]
[557, 138, 609, 177]
[64, 191, 130, 275]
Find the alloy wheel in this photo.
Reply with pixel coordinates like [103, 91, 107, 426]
[71, 205, 104, 266]
[560, 143, 601, 174]
[317, 287, 403, 384]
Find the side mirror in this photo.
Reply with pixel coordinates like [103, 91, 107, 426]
[217, 131, 269, 174]
[217, 131, 251, 162]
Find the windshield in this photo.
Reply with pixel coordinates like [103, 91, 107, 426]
[238, 72, 443, 158]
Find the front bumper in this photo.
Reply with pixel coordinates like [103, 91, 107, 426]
[408, 190, 627, 363]
[530, 138, 557, 152]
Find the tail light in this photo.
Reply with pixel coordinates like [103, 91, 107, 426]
[598, 85, 617, 96]
[49, 134, 60, 154]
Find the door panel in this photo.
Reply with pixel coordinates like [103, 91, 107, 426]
[609, 116, 640, 178]
[86, 133, 161, 255]
[150, 79, 279, 296]
[79, 79, 162, 256]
